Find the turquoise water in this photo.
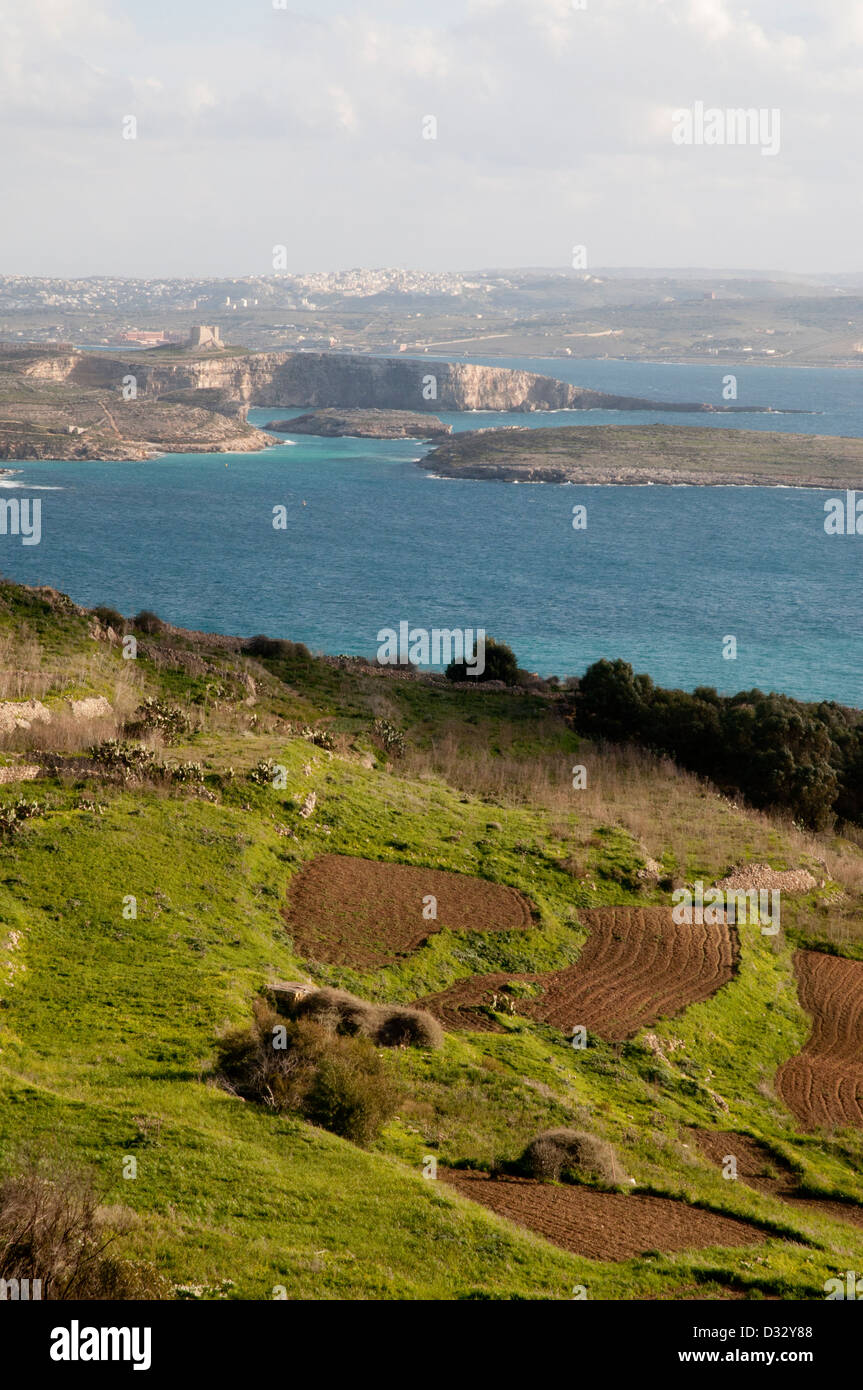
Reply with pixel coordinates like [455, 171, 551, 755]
[1, 360, 861, 705]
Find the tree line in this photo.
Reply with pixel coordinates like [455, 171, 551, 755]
[572, 658, 863, 830]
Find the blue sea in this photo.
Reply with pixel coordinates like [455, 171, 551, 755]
[1, 358, 861, 706]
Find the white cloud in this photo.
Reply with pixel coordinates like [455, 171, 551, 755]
[0, 0, 858, 272]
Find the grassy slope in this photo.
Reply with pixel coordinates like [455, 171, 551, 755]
[1, 581, 863, 1300]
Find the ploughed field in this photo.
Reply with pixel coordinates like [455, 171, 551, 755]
[441, 1171, 769, 1261]
[776, 951, 863, 1130]
[692, 1128, 863, 1231]
[282, 852, 533, 967]
[415, 907, 739, 1040]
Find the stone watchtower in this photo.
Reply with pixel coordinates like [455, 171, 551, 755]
[187, 325, 224, 350]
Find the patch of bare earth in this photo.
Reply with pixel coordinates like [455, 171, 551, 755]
[441, 1171, 768, 1261]
[775, 951, 863, 1130]
[691, 1127, 863, 1230]
[282, 853, 532, 968]
[415, 907, 738, 1040]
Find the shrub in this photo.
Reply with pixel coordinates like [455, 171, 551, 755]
[217, 1010, 326, 1114]
[520, 1128, 622, 1186]
[303, 726, 335, 751]
[248, 757, 281, 786]
[573, 657, 852, 830]
[89, 740, 163, 782]
[214, 1004, 400, 1146]
[0, 1163, 169, 1300]
[131, 610, 167, 635]
[92, 605, 125, 630]
[290, 988, 443, 1050]
[0, 798, 43, 839]
[124, 697, 190, 745]
[371, 719, 406, 758]
[374, 1005, 443, 1050]
[244, 634, 286, 659]
[446, 636, 519, 685]
[303, 1039, 400, 1145]
[169, 760, 204, 784]
[293, 987, 378, 1038]
[243, 635, 311, 661]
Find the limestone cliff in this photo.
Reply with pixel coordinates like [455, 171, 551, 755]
[66, 349, 763, 414]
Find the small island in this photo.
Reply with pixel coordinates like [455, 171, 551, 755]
[262, 408, 453, 439]
[422, 423, 863, 488]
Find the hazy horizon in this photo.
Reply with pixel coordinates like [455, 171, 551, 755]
[2, 265, 862, 282]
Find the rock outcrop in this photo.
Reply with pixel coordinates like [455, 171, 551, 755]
[263, 408, 452, 438]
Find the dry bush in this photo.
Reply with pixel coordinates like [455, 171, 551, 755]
[0, 634, 51, 700]
[291, 988, 443, 1049]
[364, 689, 402, 723]
[521, 1128, 623, 1186]
[1, 711, 120, 756]
[293, 987, 378, 1039]
[403, 724, 863, 889]
[375, 1005, 443, 1050]
[0, 1163, 168, 1299]
[217, 1009, 325, 1114]
[214, 1003, 401, 1145]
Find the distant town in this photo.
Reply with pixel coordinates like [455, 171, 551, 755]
[1, 269, 862, 365]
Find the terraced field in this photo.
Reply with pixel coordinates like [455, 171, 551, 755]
[442, 1171, 769, 1261]
[2, 577, 863, 1302]
[776, 951, 863, 1130]
[692, 1128, 863, 1230]
[416, 907, 739, 1040]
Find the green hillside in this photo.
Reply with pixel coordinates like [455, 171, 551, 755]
[1, 579, 863, 1301]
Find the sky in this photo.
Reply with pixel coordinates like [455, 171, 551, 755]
[0, 0, 860, 276]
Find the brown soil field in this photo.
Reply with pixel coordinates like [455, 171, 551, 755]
[415, 907, 738, 1040]
[282, 854, 533, 967]
[776, 951, 863, 1130]
[691, 1127, 863, 1230]
[441, 1171, 769, 1261]
[690, 1128, 796, 1196]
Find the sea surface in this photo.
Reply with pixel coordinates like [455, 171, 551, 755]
[1, 359, 861, 705]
